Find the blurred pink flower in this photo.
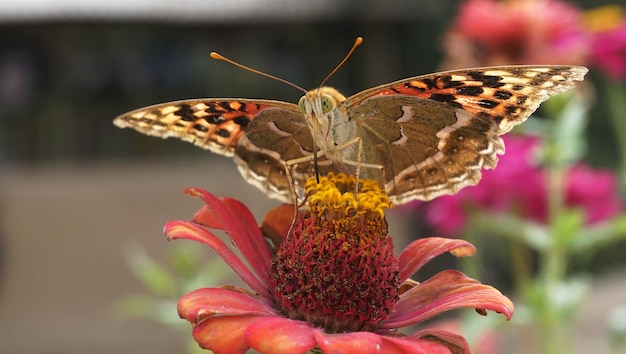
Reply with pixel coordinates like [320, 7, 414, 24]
[423, 135, 622, 235]
[442, 0, 589, 68]
[565, 164, 623, 223]
[168, 176, 515, 353]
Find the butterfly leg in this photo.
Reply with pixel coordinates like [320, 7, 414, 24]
[284, 160, 305, 208]
[332, 137, 384, 198]
[334, 137, 384, 171]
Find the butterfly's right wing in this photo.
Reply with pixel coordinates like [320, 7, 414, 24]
[114, 98, 315, 203]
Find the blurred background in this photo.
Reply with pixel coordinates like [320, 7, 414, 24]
[1, 0, 626, 353]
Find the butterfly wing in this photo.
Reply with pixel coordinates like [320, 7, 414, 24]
[114, 98, 312, 203]
[343, 65, 588, 203]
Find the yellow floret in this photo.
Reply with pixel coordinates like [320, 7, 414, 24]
[305, 173, 393, 218]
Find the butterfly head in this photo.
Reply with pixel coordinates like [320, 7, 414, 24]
[298, 87, 346, 122]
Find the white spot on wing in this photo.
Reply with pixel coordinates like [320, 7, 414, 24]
[435, 109, 473, 151]
[395, 106, 414, 123]
[392, 106, 414, 146]
[267, 121, 293, 137]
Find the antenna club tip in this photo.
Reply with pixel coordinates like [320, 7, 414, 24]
[210, 52, 224, 60]
[355, 37, 364, 45]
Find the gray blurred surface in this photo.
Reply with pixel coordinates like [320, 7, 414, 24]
[0, 160, 278, 353]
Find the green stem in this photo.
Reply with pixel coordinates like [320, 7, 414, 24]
[607, 81, 626, 193]
[538, 148, 571, 353]
[510, 238, 532, 295]
[544, 165, 566, 283]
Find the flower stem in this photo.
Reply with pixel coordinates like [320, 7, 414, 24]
[538, 147, 571, 354]
[509, 238, 531, 294]
[606, 81, 626, 193]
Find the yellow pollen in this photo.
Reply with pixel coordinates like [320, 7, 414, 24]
[305, 173, 393, 218]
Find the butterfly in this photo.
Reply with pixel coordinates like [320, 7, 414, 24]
[114, 47, 587, 205]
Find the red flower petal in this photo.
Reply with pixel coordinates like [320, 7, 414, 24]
[221, 197, 274, 275]
[261, 203, 296, 248]
[245, 316, 317, 354]
[380, 335, 454, 354]
[178, 287, 277, 324]
[186, 187, 273, 282]
[313, 330, 383, 353]
[412, 328, 472, 353]
[191, 315, 261, 354]
[191, 205, 223, 229]
[384, 270, 514, 328]
[164, 220, 268, 296]
[398, 237, 476, 282]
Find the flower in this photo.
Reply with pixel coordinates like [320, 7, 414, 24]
[166, 173, 514, 353]
[585, 5, 626, 81]
[565, 164, 623, 223]
[441, 0, 588, 68]
[422, 135, 623, 235]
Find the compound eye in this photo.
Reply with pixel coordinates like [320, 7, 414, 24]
[320, 94, 335, 113]
[298, 96, 307, 112]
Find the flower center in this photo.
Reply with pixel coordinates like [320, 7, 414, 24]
[269, 173, 400, 333]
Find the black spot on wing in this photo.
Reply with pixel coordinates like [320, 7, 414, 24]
[529, 71, 554, 86]
[477, 99, 500, 109]
[467, 72, 505, 88]
[216, 129, 230, 138]
[204, 115, 226, 125]
[494, 90, 513, 100]
[174, 105, 196, 121]
[219, 102, 235, 111]
[233, 115, 251, 128]
[429, 93, 462, 109]
[193, 124, 209, 132]
[238, 102, 249, 112]
[505, 105, 519, 115]
[430, 93, 456, 103]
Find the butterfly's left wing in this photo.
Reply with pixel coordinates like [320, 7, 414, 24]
[343, 65, 588, 204]
[114, 98, 302, 156]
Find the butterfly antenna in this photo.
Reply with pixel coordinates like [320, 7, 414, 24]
[210, 52, 307, 93]
[319, 37, 363, 88]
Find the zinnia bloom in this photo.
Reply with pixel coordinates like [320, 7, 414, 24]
[166, 173, 514, 353]
[441, 0, 588, 68]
